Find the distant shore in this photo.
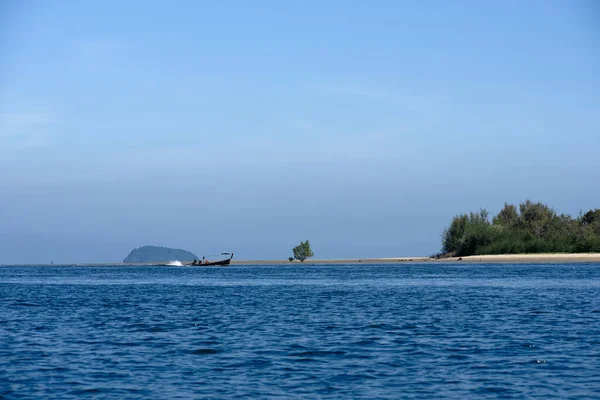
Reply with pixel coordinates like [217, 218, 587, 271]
[2, 253, 600, 267]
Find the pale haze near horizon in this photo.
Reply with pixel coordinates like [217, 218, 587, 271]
[1, 0, 599, 263]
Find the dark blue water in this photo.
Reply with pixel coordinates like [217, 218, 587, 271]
[1, 264, 599, 399]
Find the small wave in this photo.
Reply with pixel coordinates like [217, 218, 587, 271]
[190, 348, 220, 355]
[289, 350, 346, 357]
[354, 339, 378, 345]
[33, 326, 51, 331]
[11, 302, 40, 307]
[364, 323, 399, 330]
[225, 359, 273, 368]
[447, 354, 469, 360]
[70, 388, 105, 395]
[480, 387, 512, 394]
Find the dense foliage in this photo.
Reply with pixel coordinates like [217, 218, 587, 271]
[123, 245, 198, 263]
[441, 201, 600, 257]
[292, 240, 314, 262]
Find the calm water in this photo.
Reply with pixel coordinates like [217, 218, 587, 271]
[1, 264, 599, 399]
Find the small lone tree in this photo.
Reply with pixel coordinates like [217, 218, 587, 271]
[292, 240, 314, 262]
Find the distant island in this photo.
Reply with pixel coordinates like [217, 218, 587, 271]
[439, 201, 600, 257]
[123, 245, 198, 263]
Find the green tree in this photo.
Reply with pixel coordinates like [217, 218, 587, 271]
[517, 200, 557, 238]
[493, 203, 519, 228]
[580, 209, 600, 238]
[581, 209, 600, 225]
[292, 240, 314, 262]
[459, 210, 494, 256]
[442, 214, 469, 254]
[442, 209, 492, 256]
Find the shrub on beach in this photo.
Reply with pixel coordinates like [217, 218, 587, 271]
[292, 240, 314, 262]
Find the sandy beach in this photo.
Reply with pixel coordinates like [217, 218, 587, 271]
[445, 253, 600, 263]
[230, 253, 600, 265]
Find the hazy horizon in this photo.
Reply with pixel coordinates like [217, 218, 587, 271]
[1, 1, 599, 263]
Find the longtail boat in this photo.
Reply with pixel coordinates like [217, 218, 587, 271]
[187, 252, 234, 266]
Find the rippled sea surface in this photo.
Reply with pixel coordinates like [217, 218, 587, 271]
[1, 264, 599, 399]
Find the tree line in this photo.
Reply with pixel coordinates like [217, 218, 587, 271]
[440, 201, 600, 257]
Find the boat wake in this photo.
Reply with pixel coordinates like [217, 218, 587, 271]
[166, 260, 183, 266]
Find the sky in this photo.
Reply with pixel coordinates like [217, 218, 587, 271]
[1, 0, 599, 263]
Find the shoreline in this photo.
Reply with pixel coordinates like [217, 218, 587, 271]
[232, 253, 600, 264]
[444, 253, 600, 263]
[2, 253, 600, 266]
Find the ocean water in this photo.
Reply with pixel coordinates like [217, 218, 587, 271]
[1, 264, 599, 399]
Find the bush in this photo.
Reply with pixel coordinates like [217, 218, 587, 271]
[440, 201, 600, 256]
[292, 240, 314, 262]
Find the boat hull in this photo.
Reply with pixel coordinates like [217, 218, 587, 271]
[187, 259, 231, 266]
[186, 254, 233, 266]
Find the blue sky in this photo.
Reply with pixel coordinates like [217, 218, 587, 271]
[1, 0, 599, 263]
